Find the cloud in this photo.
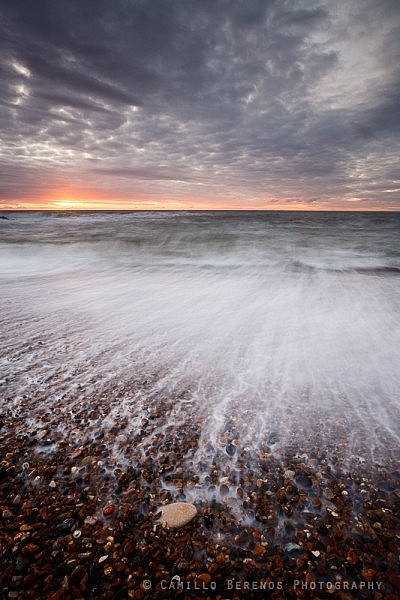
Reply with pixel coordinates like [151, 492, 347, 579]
[0, 0, 399, 208]
[92, 167, 193, 182]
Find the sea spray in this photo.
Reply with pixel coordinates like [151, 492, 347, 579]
[1, 211, 400, 511]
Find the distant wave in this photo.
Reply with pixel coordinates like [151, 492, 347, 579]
[287, 260, 400, 275]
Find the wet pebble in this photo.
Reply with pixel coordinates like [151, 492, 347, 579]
[98, 555, 108, 563]
[296, 474, 312, 488]
[56, 518, 74, 533]
[226, 442, 236, 456]
[102, 504, 116, 517]
[284, 543, 302, 554]
[219, 484, 229, 496]
[70, 564, 86, 584]
[157, 502, 197, 529]
[123, 539, 135, 555]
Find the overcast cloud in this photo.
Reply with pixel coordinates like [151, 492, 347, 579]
[0, 0, 399, 209]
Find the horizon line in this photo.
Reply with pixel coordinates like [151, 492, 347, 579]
[1, 208, 400, 213]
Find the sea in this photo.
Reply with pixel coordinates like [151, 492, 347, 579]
[1, 210, 400, 491]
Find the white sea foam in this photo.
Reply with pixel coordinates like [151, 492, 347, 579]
[1, 211, 400, 479]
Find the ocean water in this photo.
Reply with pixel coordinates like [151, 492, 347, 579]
[1, 210, 400, 494]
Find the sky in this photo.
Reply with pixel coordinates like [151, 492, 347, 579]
[0, 0, 399, 211]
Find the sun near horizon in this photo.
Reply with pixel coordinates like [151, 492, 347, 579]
[2, 192, 400, 212]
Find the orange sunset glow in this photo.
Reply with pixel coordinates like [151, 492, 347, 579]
[6, 195, 400, 212]
[4, 186, 399, 212]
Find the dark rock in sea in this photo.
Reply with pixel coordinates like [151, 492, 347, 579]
[226, 442, 236, 456]
[0, 215, 9, 220]
[268, 431, 280, 444]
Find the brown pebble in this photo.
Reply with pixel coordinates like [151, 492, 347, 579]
[346, 548, 358, 565]
[253, 544, 266, 556]
[103, 504, 115, 517]
[361, 568, 376, 582]
[70, 565, 86, 583]
[103, 565, 113, 577]
[123, 539, 135, 555]
[196, 573, 212, 585]
[24, 543, 39, 554]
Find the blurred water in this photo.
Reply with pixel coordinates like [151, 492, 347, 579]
[1, 210, 400, 471]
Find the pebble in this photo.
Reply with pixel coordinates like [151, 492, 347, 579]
[219, 484, 229, 496]
[103, 504, 116, 517]
[284, 543, 302, 554]
[56, 518, 74, 533]
[157, 502, 197, 529]
[284, 470, 295, 479]
[253, 544, 266, 556]
[99, 555, 108, 563]
[70, 565, 86, 583]
[226, 442, 236, 456]
[123, 539, 135, 555]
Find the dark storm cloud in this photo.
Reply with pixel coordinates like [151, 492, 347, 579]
[34, 92, 113, 115]
[0, 0, 399, 207]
